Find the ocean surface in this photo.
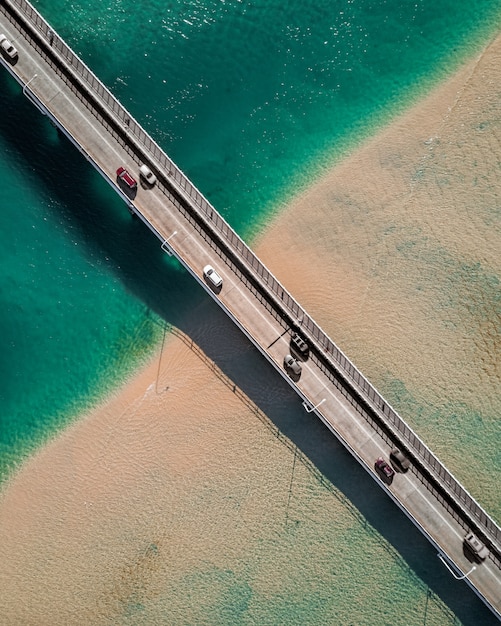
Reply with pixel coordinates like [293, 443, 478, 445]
[1, 0, 500, 623]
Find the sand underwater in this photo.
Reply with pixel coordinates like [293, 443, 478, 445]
[0, 0, 500, 624]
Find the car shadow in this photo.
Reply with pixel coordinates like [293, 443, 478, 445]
[116, 176, 137, 200]
[203, 277, 222, 294]
[0, 53, 18, 66]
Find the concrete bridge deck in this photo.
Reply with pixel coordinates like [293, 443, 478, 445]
[1, 0, 499, 618]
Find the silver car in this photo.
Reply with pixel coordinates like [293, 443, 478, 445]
[284, 354, 302, 379]
[464, 532, 489, 563]
[0, 35, 18, 61]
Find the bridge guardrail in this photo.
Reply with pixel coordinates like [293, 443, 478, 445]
[7, 0, 501, 557]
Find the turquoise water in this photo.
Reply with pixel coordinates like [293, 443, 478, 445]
[3, 0, 494, 473]
[0, 84, 147, 470]
[0, 72, 201, 476]
[34, 0, 501, 233]
[1, 0, 500, 622]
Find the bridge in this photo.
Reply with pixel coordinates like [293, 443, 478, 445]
[1, 0, 500, 618]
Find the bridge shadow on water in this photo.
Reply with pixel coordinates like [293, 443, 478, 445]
[0, 73, 497, 625]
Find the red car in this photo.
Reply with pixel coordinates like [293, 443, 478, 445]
[116, 166, 137, 191]
[375, 457, 395, 485]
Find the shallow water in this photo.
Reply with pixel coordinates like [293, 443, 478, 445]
[1, 0, 500, 623]
[0, 309, 494, 624]
[254, 59, 501, 522]
[1, 0, 496, 484]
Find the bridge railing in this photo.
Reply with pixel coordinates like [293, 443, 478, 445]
[9, 0, 501, 551]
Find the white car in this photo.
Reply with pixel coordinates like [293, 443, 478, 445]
[203, 265, 223, 289]
[139, 164, 157, 186]
[0, 35, 18, 61]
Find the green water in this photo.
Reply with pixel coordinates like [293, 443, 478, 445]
[33, 0, 501, 233]
[0, 72, 212, 476]
[0, 100, 138, 468]
[1, 0, 500, 622]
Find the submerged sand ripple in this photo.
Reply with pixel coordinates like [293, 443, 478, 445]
[257, 34, 501, 517]
[1, 34, 501, 626]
